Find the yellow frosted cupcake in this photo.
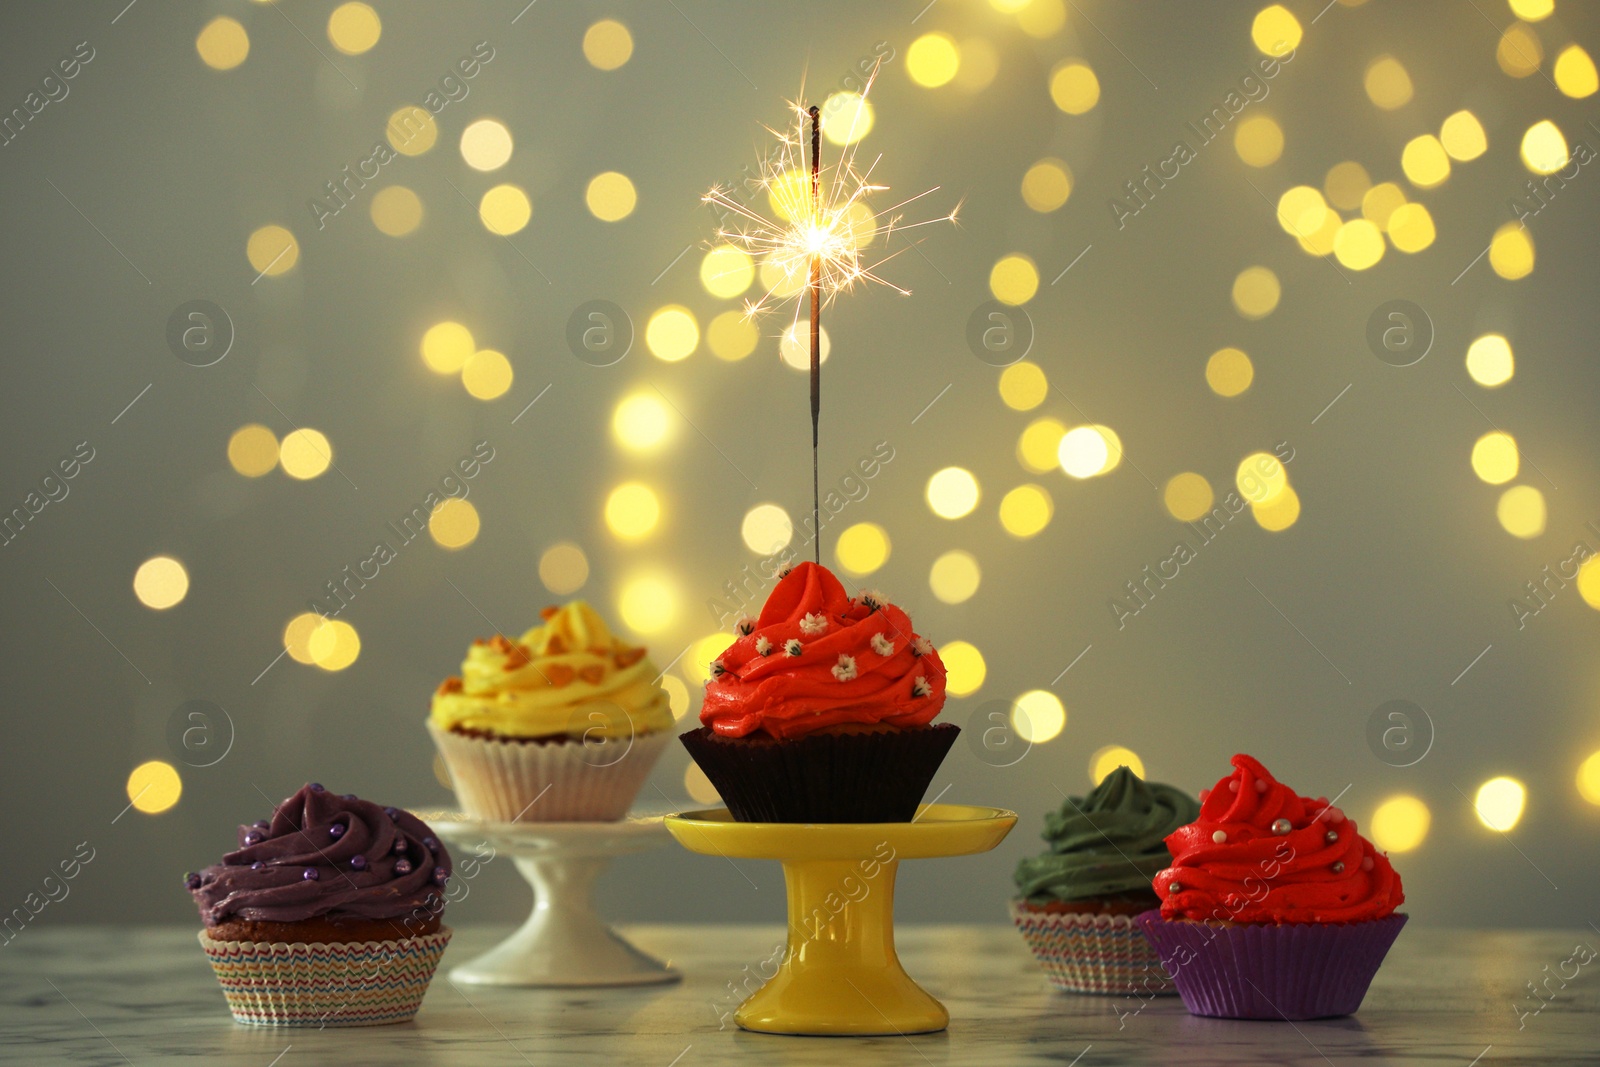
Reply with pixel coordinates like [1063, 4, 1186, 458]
[427, 602, 673, 822]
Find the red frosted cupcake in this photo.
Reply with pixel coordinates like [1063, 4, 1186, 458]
[680, 561, 957, 822]
[1135, 754, 1406, 1020]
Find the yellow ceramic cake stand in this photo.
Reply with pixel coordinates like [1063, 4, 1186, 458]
[665, 803, 1016, 1036]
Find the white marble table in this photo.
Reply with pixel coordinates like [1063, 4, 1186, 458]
[2, 925, 1594, 1065]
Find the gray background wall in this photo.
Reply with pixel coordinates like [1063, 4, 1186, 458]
[3, 0, 1597, 931]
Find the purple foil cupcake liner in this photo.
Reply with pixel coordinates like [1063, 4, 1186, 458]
[1135, 911, 1407, 1020]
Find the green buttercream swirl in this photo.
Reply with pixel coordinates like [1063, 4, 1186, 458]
[1013, 766, 1200, 903]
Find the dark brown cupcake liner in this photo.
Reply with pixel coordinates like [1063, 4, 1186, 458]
[679, 723, 959, 823]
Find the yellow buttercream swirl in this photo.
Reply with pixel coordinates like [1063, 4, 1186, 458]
[429, 601, 672, 739]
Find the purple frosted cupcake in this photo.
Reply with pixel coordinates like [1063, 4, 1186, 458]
[185, 784, 453, 1026]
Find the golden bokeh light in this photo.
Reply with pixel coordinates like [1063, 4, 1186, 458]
[227, 424, 278, 477]
[1017, 0, 1067, 37]
[1508, 0, 1553, 18]
[989, 254, 1039, 306]
[1251, 5, 1302, 56]
[662, 674, 691, 721]
[1164, 472, 1215, 522]
[126, 761, 182, 814]
[1370, 795, 1430, 852]
[779, 324, 831, 370]
[617, 574, 678, 634]
[908, 33, 960, 88]
[1236, 451, 1288, 504]
[422, 321, 474, 375]
[1363, 55, 1413, 110]
[1466, 333, 1514, 387]
[612, 392, 672, 453]
[479, 184, 532, 235]
[929, 549, 982, 605]
[1324, 161, 1371, 211]
[1497, 485, 1546, 539]
[1387, 203, 1435, 253]
[1489, 223, 1535, 280]
[369, 185, 423, 237]
[283, 613, 324, 665]
[1018, 417, 1068, 473]
[1362, 182, 1407, 230]
[1206, 347, 1254, 397]
[1577, 750, 1600, 805]
[585, 171, 637, 221]
[1089, 745, 1145, 785]
[460, 118, 513, 171]
[583, 19, 633, 70]
[385, 106, 437, 156]
[822, 92, 874, 145]
[133, 556, 188, 610]
[741, 504, 793, 554]
[1296, 210, 1342, 257]
[999, 362, 1048, 411]
[1554, 45, 1598, 98]
[309, 619, 361, 671]
[999, 484, 1053, 538]
[1012, 690, 1065, 744]
[1049, 61, 1100, 114]
[196, 17, 249, 71]
[835, 522, 890, 575]
[927, 467, 980, 519]
[989, 0, 1031, 11]
[941, 640, 986, 696]
[758, 256, 808, 300]
[246, 225, 298, 277]
[1231, 266, 1280, 320]
[707, 311, 759, 361]
[1057, 425, 1109, 479]
[428, 498, 480, 549]
[327, 2, 381, 56]
[684, 763, 720, 805]
[686, 633, 734, 685]
[1233, 115, 1284, 167]
[1497, 23, 1543, 78]
[1401, 134, 1450, 188]
[700, 245, 755, 300]
[1021, 158, 1073, 213]
[1333, 218, 1386, 270]
[1471, 432, 1520, 484]
[461, 349, 513, 400]
[954, 37, 999, 91]
[1277, 185, 1330, 237]
[1520, 120, 1569, 174]
[1474, 776, 1526, 831]
[279, 428, 333, 480]
[1579, 558, 1600, 610]
[539, 542, 589, 595]
[1440, 110, 1488, 161]
[604, 482, 661, 540]
[1252, 485, 1301, 531]
[646, 306, 699, 362]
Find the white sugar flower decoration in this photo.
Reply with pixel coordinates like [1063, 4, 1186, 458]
[755, 636, 772, 656]
[799, 612, 828, 636]
[911, 676, 931, 698]
[784, 638, 803, 657]
[859, 589, 886, 611]
[709, 659, 727, 677]
[870, 632, 894, 657]
[911, 636, 933, 657]
[832, 654, 858, 682]
[734, 614, 756, 636]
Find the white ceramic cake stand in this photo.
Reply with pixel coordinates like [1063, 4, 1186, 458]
[424, 812, 680, 988]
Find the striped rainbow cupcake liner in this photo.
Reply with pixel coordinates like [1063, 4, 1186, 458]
[1010, 902, 1176, 996]
[198, 927, 452, 1027]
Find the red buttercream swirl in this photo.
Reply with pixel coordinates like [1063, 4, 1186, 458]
[1153, 754, 1403, 924]
[698, 562, 947, 740]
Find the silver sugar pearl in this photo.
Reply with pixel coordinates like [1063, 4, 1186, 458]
[1325, 830, 1339, 844]
[1168, 882, 1182, 894]
[1331, 862, 1345, 874]
[1271, 818, 1292, 835]
[1212, 830, 1227, 844]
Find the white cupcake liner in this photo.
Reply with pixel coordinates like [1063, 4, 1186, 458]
[428, 720, 670, 821]
[197, 927, 451, 1027]
[1010, 902, 1176, 996]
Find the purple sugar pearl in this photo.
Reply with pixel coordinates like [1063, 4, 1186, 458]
[341, 793, 357, 800]
[183, 872, 201, 890]
[251, 862, 264, 870]
[433, 866, 448, 886]
[328, 823, 345, 839]
[422, 837, 439, 853]
[302, 868, 320, 881]
[242, 831, 264, 846]
[350, 855, 367, 871]
[384, 806, 399, 820]
[394, 858, 413, 876]
[252, 820, 270, 830]
[392, 835, 407, 855]
[309, 783, 325, 792]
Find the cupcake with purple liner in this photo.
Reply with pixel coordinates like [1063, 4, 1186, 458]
[428, 601, 673, 822]
[187, 784, 452, 1026]
[1011, 766, 1198, 994]
[1136, 754, 1407, 1020]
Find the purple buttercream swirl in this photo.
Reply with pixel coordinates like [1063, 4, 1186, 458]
[186, 784, 452, 926]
